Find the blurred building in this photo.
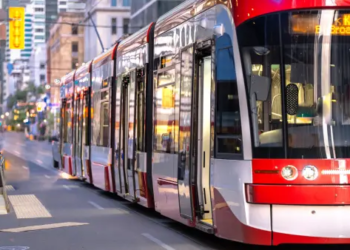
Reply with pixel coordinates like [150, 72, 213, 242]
[84, 0, 130, 61]
[45, 0, 58, 41]
[129, 0, 185, 33]
[29, 44, 46, 86]
[47, 12, 85, 106]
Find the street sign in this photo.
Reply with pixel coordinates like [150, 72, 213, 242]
[9, 7, 25, 50]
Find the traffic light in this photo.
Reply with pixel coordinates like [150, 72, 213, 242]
[9, 7, 25, 50]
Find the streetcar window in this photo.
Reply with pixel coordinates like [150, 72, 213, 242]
[237, 14, 285, 158]
[136, 68, 145, 151]
[154, 84, 176, 153]
[101, 102, 109, 147]
[91, 84, 110, 147]
[66, 101, 73, 144]
[215, 44, 242, 157]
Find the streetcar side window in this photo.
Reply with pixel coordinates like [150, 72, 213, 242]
[101, 100, 109, 147]
[66, 101, 73, 144]
[154, 67, 177, 153]
[215, 45, 242, 158]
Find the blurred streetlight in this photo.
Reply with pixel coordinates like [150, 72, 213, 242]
[0, 115, 3, 119]
[5, 112, 9, 117]
[45, 84, 51, 90]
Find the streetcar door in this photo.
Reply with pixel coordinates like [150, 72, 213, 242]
[75, 93, 84, 178]
[120, 71, 137, 199]
[195, 42, 213, 227]
[178, 45, 195, 220]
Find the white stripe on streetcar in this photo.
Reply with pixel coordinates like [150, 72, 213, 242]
[88, 201, 104, 210]
[142, 233, 175, 250]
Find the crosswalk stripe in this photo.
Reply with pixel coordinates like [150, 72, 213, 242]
[0, 222, 89, 232]
[8, 195, 52, 219]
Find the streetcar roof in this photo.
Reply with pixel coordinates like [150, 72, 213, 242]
[117, 22, 155, 55]
[75, 61, 92, 81]
[61, 70, 76, 85]
[92, 43, 118, 68]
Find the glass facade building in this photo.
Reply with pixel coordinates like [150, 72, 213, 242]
[130, 0, 185, 33]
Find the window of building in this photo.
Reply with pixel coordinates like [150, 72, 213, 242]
[111, 0, 117, 7]
[123, 18, 129, 35]
[40, 74, 45, 82]
[72, 42, 78, 53]
[59, 1, 66, 4]
[123, 0, 130, 6]
[72, 58, 78, 69]
[59, 8, 67, 13]
[34, 35, 45, 40]
[35, 28, 44, 33]
[35, 14, 45, 19]
[111, 18, 117, 35]
[39, 63, 45, 69]
[72, 25, 78, 35]
[34, 8, 44, 12]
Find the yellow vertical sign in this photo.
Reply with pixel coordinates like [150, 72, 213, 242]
[9, 7, 25, 49]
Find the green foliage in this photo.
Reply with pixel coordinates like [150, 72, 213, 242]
[6, 83, 45, 110]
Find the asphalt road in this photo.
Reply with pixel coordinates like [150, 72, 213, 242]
[0, 132, 347, 250]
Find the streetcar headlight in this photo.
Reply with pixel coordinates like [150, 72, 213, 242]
[281, 165, 298, 181]
[302, 165, 318, 181]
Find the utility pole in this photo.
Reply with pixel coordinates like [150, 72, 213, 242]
[86, 11, 104, 52]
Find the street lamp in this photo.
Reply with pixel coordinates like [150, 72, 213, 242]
[0, 115, 3, 119]
[45, 84, 51, 90]
[5, 112, 9, 117]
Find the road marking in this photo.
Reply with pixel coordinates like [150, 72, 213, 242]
[142, 233, 175, 250]
[0, 222, 89, 233]
[16, 142, 25, 147]
[44, 175, 51, 179]
[39, 152, 51, 156]
[14, 150, 20, 155]
[8, 195, 52, 219]
[88, 201, 104, 210]
[63, 185, 71, 190]
[22, 166, 28, 170]
[5, 185, 15, 191]
[36, 159, 43, 164]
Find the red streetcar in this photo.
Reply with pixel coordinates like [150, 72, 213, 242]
[52, 0, 350, 245]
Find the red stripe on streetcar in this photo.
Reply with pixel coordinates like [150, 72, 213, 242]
[273, 231, 350, 245]
[246, 184, 350, 205]
[252, 159, 350, 184]
[157, 178, 177, 186]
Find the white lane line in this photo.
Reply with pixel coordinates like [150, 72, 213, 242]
[44, 175, 51, 179]
[63, 185, 71, 190]
[8, 194, 52, 219]
[16, 142, 25, 147]
[142, 233, 175, 250]
[88, 201, 104, 210]
[14, 150, 20, 155]
[22, 166, 28, 170]
[39, 152, 51, 156]
[0, 222, 89, 233]
[36, 159, 43, 164]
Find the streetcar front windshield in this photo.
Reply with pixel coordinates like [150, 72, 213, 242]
[238, 10, 350, 159]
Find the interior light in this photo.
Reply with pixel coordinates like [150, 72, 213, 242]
[281, 165, 298, 181]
